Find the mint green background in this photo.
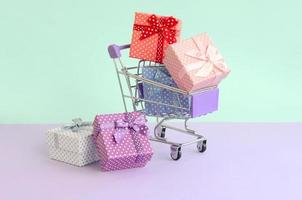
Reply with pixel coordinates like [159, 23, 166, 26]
[1, 0, 301, 123]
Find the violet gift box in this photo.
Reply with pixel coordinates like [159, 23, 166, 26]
[141, 66, 219, 117]
[93, 112, 153, 171]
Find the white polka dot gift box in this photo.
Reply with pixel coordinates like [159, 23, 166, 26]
[129, 12, 182, 64]
[93, 112, 153, 171]
[47, 118, 99, 167]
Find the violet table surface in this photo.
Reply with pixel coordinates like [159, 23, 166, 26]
[1, 123, 302, 200]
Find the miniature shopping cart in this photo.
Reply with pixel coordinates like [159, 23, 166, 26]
[108, 44, 219, 160]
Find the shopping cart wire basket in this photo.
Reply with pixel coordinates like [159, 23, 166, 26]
[108, 44, 219, 160]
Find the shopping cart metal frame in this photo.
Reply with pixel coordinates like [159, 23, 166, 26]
[108, 44, 215, 160]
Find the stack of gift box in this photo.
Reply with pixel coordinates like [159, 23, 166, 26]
[47, 12, 230, 171]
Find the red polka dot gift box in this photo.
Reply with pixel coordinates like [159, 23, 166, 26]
[129, 12, 182, 64]
[93, 112, 153, 171]
[163, 33, 231, 92]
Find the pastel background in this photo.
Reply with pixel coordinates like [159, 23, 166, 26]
[0, 0, 301, 123]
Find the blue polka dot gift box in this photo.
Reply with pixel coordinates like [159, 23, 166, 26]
[93, 111, 153, 171]
[141, 66, 190, 117]
[47, 118, 100, 167]
[141, 66, 220, 117]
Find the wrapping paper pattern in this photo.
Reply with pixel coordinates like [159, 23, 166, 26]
[163, 33, 230, 92]
[93, 112, 153, 171]
[142, 66, 190, 117]
[129, 12, 181, 63]
[47, 126, 99, 167]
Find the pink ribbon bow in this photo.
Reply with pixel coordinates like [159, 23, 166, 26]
[178, 35, 228, 79]
[113, 114, 148, 143]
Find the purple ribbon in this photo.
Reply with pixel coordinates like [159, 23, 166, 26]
[98, 114, 148, 163]
[113, 114, 148, 143]
[113, 114, 148, 163]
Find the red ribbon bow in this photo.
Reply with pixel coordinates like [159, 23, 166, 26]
[133, 14, 179, 63]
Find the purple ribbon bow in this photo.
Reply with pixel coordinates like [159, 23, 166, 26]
[113, 114, 148, 143]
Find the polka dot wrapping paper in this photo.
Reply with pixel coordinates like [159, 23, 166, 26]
[47, 126, 99, 167]
[129, 12, 182, 64]
[142, 66, 190, 117]
[93, 112, 153, 171]
[163, 33, 231, 92]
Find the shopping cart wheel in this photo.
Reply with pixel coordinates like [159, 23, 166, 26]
[170, 145, 182, 160]
[197, 140, 207, 153]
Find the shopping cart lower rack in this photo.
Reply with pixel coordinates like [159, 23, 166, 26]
[108, 44, 220, 160]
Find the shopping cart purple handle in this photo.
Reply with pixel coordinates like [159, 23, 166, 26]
[108, 44, 131, 59]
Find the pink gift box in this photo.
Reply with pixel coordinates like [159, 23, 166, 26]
[163, 33, 230, 92]
[129, 12, 182, 63]
[93, 112, 153, 171]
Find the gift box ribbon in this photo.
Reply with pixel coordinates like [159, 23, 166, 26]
[133, 14, 178, 63]
[178, 36, 229, 80]
[63, 118, 91, 132]
[99, 114, 148, 162]
[113, 114, 148, 143]
[54, 118, 91, 150]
